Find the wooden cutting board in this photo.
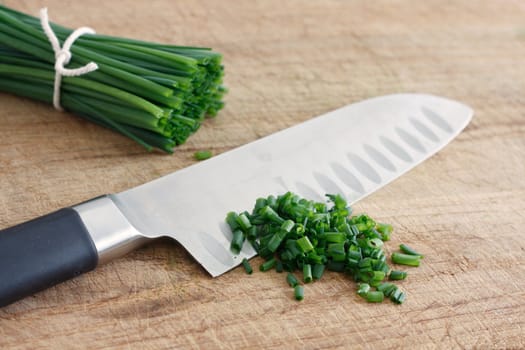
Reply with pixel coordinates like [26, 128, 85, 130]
[1, 1, 524, 348]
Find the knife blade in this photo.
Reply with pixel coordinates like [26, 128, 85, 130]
[0, 93, 472, 307]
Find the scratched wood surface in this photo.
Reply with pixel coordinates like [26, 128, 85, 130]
[1, 0, 524, 349]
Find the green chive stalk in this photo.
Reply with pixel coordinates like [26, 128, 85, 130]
[0, 5, 226, 153]
[294, 285, 304, 301]
[241, 258, 253, 275]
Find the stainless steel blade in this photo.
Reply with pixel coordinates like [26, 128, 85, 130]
[111, 93, 473, 276]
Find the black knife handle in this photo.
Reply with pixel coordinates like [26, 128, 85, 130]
[0, 208, 98, 307]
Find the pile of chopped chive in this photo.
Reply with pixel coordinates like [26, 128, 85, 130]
[226, 192, 423, 304]
[0, 5, 226, 153]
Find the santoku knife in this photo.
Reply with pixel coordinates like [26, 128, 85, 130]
[0, 93, 473, 307]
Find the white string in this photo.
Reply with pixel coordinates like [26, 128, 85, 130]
[39, 8, 99, 111]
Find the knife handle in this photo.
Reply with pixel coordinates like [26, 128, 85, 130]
[0, 208, 98, 307]
[0, 196, 149, 308]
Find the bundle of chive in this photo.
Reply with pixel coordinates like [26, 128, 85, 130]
[226, 192, 423, 304]
[0, 5, 226, 153]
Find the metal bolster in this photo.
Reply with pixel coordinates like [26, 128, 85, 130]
[73, 195, 149, 265]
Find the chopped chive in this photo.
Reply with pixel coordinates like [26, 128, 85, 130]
[194, 150, 212, 160]
[384, 285, 398, 297]
[260, 258, 277, 272]
[230, 229, 245, 254]
[358, 257, 372, 269]
[319, 232, 346, 243]
[281, 220, 295, 233]
[241, 258, 253, 274]
[296, 236, 314, 253]
[357, 283, 370, 297]
[391, 252, 421, 267]
[285, 239, 302, 257]
[225, 212, 239, 231]
[225, 191, 423, 306]
[377, 282, 396, 294]
[312, 263, 325, 280]
[303, 264, 313, 283]
[347, 249, 361, 260]
[347, 258, 359, 268]
[391, 288, 402, 300]
[246, 226, 257, 241]
[369, 280, 382, 288]
[367, 238, 384, 249]
[326, 261, 345, 272]
[275, 260, 284, 273]
[350, 225, 360, 236]
[249, 239, 260, 252]
[376, 223, 393, 241]
[399, 244, 423, 258]
[235, 213, 252, 231]
[371, 271, 386, 282]
[389, 270, 407, 280]
[287, 273, 299, 287]
[267, 230, 287, 253]
[391, 289, 406, 304]
[294, 285, 304, 301]
[258, 247, 273, 261]
[253, 198, 267, 213]
[307, 251, 324, 265]
[365, 291, 384, 303]
[259, 205, 285, 224]
[266, 195, 277, 209]
[326, 243, 346, 262]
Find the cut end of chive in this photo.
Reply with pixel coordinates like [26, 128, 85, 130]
[294, 285, 304, 301]
[357, 283, 370, 297]
[241, 258, 253, 275]
[399, 243, 424, 258]
[296, 236, 314, 253]
[303, 264, 313, 283]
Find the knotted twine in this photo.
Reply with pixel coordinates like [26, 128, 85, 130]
[39, 8, 98, 111]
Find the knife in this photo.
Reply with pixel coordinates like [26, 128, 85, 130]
[0, 93, 472, 307]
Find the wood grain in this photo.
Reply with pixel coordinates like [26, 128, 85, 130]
[1, 0, 524, 349]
